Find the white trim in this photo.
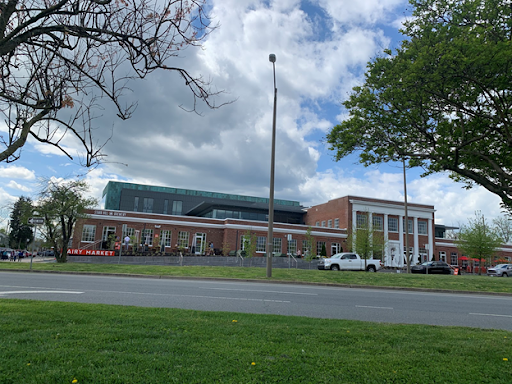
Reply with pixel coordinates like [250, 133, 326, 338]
[350, 199, 435, 219]
[87, 213, 347, 238]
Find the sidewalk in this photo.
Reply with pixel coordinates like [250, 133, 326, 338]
[1, 256, 56, 263]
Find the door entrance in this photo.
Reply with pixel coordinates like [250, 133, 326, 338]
[194, 233, 206, 255]
[102, 226, 116, 250]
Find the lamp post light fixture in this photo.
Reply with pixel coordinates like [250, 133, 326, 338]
[266, 53, 277, 278]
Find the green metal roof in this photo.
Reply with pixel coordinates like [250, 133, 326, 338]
[102, 181, 301, 210]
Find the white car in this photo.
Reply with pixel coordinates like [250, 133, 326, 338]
[487, 264, 512, 277]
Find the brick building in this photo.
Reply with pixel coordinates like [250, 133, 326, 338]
[70, 181, 512, 267]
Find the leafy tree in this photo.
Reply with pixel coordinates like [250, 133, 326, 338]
[320, 243, 327, 257]
[454, 212, 502, 275]
[492, 216, 512, 244]
[242, 231, 256, 258]
[8, 196, 33, 249]
[347, 214, 386, 272]
[0, 0, 223, 166]
[327, 0, 512, 210]
[303, 227, 316, 262]
[37, 179, 97, 262]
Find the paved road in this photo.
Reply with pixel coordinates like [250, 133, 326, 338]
[1, 272, 511, 331]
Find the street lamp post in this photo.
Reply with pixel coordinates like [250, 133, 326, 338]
[267, 53, 277, 278]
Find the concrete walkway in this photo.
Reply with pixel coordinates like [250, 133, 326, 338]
[1, 256, 56, 263]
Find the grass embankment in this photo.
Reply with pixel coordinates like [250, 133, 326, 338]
[1, 300, 511, 384]
[1, 261, 511, 294]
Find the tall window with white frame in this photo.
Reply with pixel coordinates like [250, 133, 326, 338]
[272, 238, 282, 254]
[356, 213, 367, 228]
[372, 216, 383, 231]
[402, 218, 413, 233]
[388, 217, 398, 232]
[317, 241, 326, 256]
[133, 197, 139, 212]
[256, 236, 266, 252]
[334, 218, 339, 228]
[288, 239, 297, 255]
[142, 229, 153, 246]
[418, 221, 428, 235]
[161, 230, 172, 248]
[178, 231, 189, 249]
[450, 252, 458, 266]
[81, 225, 96, 242]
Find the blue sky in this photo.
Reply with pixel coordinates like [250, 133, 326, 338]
[0, 0, 505, 228]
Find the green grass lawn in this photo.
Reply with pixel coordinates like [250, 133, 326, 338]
[1, 300, 511, 384]
[1, 261, 512, 294]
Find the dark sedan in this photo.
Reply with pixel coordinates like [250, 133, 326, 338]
[411, 261, 452, 274]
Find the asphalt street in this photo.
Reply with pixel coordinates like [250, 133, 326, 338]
[1, 271, 511, 331]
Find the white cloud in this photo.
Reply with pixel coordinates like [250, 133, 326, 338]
[6, 180, 32, 192]
[0, 165, 36, 180]
[1, 0, 506, 231]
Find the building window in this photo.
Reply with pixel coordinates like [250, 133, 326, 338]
[163, 200, 169, 215]
[143, 198, 153, 213]
[133, 196, 139, 212]
[142, 229, 154, 246]
[81, 225, 96, 242]
[317, 241, 326, 256]
[122, 226, 134, 239]
[172, 201, 183, 215]
[178, 231, 189, 248]
[450, 252, 458, 265]
[356, 213, 367, 229]
[256, 236, 266, 252]
[288, 239, 297, 255]
[328, 220, 332, 228]
[439, 251, 446, 262]
[402, 218, 413, 233]
[302, 241, 312, 256]
[372, 216, 383, 231]
[321, 221, 326, 227]
[272, 238, 282, 254]
[388, 217, 398, 232]
[161, 230, 171, 247]
[315, 221, 320, 227]
[418, 221, 428, 235]
[334, 218, 339, 228]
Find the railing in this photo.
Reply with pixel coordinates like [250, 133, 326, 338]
[80, 239, 102, 250]
[288, 253, 298, 269]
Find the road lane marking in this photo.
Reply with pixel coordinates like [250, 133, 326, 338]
[209, 287, 317, 295]
[96, 290, 291, 303]
[356, 305, 394, 310]
[470, 312, 512, 318]
[0, 291, 83, 295]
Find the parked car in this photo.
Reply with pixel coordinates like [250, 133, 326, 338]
[41, 250, 55, 257]
[487, 264, 512, 277]
[317, 253, 382, 272]
[411, 261, 452, 274]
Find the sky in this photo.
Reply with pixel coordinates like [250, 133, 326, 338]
[0, 0, 506, 229]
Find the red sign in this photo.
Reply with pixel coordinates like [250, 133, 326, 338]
[67, 249, 116, 256]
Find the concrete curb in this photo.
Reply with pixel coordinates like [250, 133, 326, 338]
[2, 268, 512, 297]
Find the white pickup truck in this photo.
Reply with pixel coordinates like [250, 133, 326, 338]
[317, 252, 382, 272]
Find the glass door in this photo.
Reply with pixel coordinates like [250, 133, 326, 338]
[194, 233, 206, 255]
[102, 226, 116, 249]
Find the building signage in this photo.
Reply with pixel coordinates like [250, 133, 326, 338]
[93, 210, 127, 217]
[67, 249, 115, 256]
